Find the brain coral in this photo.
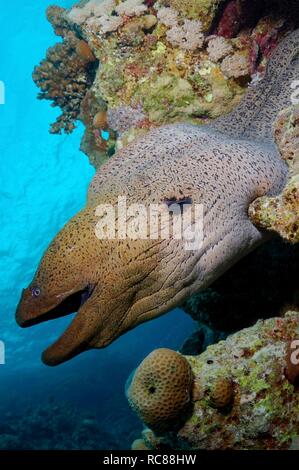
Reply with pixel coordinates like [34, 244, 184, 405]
[129, 311, 299, 450]
[126, 348, 194, 434]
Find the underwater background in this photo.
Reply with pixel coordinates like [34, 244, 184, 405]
[0, 0, 195, 450]
[2, 0, 299, 452]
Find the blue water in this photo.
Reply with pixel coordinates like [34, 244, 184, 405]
[0, 0, 195, 449]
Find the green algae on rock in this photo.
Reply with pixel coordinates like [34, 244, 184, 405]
[129, 311, 299, 450]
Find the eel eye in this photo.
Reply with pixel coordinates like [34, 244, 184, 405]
[31, 287, 41, 298]
[164, 196, 193, 207]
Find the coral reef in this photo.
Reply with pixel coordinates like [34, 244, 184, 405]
[249, 175, 299, 244]
[220, 52, 249, 78]
[33, 8, 98, 134]
[249, 105, 299, 244]
[33, 0, 299, 166]
[159, 0, 223, 30]
[129, 311, 299, 450]
[126, 348, 194, 434]
[0, 400, 118, 450]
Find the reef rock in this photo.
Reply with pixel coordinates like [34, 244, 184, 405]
[0, 400, 118, 450]
[34, 0, 299, 167]
[249, 105, 299, 244]
[128, 311, 299, 450]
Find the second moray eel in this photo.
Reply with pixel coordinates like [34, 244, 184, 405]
[16, 30, 299, 366]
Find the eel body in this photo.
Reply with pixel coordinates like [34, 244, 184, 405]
[16, 30, 299, 365]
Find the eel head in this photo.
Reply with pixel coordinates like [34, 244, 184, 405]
[16, 203, 191, 366]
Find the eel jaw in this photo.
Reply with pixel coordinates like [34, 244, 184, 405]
[40, 287, 129, 366]
[16, 285, 94, 327]
[16, 285, 97, 366]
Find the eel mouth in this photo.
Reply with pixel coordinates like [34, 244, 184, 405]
[16, 285, 94, 328]
[16, 285, 97, 366]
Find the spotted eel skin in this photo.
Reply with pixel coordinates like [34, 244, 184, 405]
[16, 30, 299, 365]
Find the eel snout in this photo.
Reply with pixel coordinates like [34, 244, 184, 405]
[16, 284, 94, 328]
[16, 282, 97, 365]
[15, 228, 187, 366]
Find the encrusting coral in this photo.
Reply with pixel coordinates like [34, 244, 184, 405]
[249, 105, 299, 244]
[126, 348, 194, 435]
[33, 0, 299, 166]
[129, 311, 299, 450]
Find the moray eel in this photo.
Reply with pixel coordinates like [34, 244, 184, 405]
[16, 30, 299, 366]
